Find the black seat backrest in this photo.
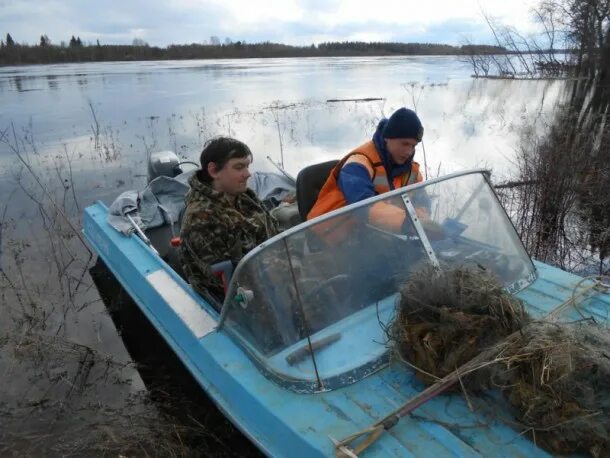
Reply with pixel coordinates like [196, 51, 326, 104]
[296, 160, 339, 221]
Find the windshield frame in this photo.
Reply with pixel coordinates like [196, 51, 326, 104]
[215, 168, 538, 392]
[219, 168, 519, 321]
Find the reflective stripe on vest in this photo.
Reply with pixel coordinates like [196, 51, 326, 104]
[344, 142, 416, 194]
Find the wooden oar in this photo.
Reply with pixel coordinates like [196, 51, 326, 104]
[332, 337, 516, 457]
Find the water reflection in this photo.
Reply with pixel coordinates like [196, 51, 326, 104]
[0, 57, 571, 455]
[0, 57, 567, 163]
[12, 75, 23, 92]
[0, 77, 568, 215]
[46, 74, 58, 90]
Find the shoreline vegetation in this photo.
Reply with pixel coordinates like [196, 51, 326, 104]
[459, 0, 609, 273]
[1, 36, 540, 66]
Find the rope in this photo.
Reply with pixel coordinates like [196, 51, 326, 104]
[546, 275, 610, 322]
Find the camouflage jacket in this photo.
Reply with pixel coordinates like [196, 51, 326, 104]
[180, 171, 279, 300]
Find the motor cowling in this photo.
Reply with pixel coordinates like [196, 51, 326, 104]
[147, 150, 180, 183]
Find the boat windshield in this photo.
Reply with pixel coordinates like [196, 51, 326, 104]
[220, 171, 536, 393]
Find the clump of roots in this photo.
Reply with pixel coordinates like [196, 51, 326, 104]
[501, 321, 610, 457]
[392, 265, 526, 387]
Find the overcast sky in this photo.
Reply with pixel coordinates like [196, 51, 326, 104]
[1, 0, 541, 47]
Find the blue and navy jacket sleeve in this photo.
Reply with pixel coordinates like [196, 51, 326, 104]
[337, 163, 375, 205]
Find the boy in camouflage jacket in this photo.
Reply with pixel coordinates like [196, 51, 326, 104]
[180, 137, 278, 303]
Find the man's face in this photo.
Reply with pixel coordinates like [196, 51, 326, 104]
[385, 138, 418, 165]
[208, 156, 252, 195]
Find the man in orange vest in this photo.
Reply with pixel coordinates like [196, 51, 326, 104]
[308, 107, 428, 233]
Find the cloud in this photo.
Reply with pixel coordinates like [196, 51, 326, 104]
[225, 17, 496, 46]
[0, 0, 542, 46]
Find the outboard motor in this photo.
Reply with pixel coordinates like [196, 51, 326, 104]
[147, 150, 180, 183]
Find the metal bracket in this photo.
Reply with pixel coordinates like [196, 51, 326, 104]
[401, 193, 440, 268]
[126, 213, 159, 255]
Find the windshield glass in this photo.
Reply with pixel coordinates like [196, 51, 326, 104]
[221, 171, 536, 392]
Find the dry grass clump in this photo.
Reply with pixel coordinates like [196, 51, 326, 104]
[502, 321, 610, 457]
[391, 265, 610, 457]
[392, 265, 526, 386]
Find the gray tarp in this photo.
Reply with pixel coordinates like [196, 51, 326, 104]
[108, 176, 190, 235]
[248, 171, 295, 204]
[107, 172, 295, 235]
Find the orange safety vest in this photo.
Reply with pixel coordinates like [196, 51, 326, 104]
[307, 140, 423, 235]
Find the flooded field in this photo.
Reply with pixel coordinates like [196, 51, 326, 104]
[0, 56, 569, 455]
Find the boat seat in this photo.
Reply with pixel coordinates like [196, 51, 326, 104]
[296, 159, 339, 221]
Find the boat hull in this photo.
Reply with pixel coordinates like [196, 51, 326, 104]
[84, 201, 609, 457]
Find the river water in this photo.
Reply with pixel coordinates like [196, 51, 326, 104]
[0, 56, 568, 455]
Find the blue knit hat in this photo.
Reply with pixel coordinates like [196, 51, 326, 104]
[382, 108, 424, 141]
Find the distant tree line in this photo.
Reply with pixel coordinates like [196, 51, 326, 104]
[0, 33, 508, 65]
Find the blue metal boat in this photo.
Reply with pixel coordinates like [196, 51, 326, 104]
[83, 166, 609, 457]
